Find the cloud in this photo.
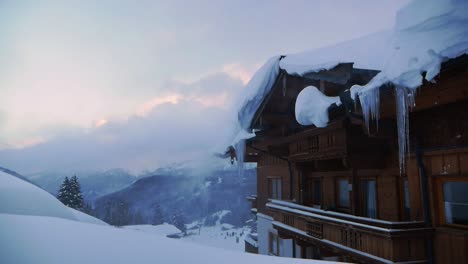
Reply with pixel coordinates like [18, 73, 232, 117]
[136, 95, 182, 117]
[0, 0, 411, 174]
[0, 72, 244, 174]
[222, 63, 259, 85]
[94, 119, 108, 128]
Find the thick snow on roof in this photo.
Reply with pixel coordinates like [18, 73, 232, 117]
[236, 0, 468, 131]
[295, 86, 342, 127]
[280, 30, 393, 76]
[235, 0, 468, 171]
[352, 0, 468, 97]
[0, 214, 335, 264]
[237, 56, 280, 131]
[351, 0, 468, 170]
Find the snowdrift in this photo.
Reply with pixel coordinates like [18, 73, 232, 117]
[0, 170, 76, 220]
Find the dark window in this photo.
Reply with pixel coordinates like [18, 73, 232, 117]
[443, 181, 468, 226]
[268, 178, 282, 200]
[304, 179, 321, 206]
[360, 180, 377, 218]
[338, 179, 350, 208]
[312, 180, 322, 205]
[403, 179, 410, 220]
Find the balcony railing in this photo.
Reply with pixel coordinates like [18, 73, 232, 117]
[267, 199, 432, 263]
[247, 195, 257, 212]
[288, 128, 347, 161]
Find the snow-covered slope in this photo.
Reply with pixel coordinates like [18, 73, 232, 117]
[0, 170, 76, 220]
[0, 169, 107, 226]
[0, 214, 335, 264]
[68, 207, 108, 226]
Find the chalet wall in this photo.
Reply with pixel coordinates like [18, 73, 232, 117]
[376, 171, 400, 221]
[257, 153, 290, 215]
[434, 228, 468, 264]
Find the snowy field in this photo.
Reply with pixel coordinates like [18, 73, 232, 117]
[0, 170, 335, 264]
[182, 223, 251, 252]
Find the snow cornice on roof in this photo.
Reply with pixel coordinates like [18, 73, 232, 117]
[234, 0, 468, 172]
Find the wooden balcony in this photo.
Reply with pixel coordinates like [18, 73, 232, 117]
[288, 128, 347, 161]
[267, 200, 432, 263]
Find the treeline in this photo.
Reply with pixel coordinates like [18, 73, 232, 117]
[56, 176, 186, 229]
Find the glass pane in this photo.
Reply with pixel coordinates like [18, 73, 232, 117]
[272, 235, 278, 255]
[272, 180, 277, 199]
[313, 180, 321, 204]
[443, 182, 468, 225]
[404, 180, 410, 220]
[339, 180, 349, 207]
[277, 179, 282, 200]
[367, 181, 376, 219]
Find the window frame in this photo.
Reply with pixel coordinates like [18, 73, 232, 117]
[268, 177, 282, 200]
[269, 232, 279, 256]
[336, 178, 350, 209]
[435, 177, 468, 229]
[398, 177, 411, 221]
[359, 178, 378, 219]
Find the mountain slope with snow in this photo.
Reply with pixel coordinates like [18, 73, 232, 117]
[0, 167, 335, 264]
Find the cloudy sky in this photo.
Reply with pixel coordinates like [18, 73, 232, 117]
[0, 0, 410, 174]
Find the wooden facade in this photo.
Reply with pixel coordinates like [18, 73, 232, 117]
[243, 55, 468, 263]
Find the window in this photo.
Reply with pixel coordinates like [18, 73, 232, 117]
[312, 179, 322, 205]
[360, 180, 377, 218]
[337, 179, 350, 208]
[403, 179, 410, 220]
[304, 179, 322, 206]
[443, 181, 468, 226]
[269, 232, 279, 256]
[268, 178, 282, 200]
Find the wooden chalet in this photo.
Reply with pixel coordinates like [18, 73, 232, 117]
[240, 54, 468, 263]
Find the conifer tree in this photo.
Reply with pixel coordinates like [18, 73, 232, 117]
[151, 202, 164, 225]
[57, 176, 71, 206]
[171, 210, 186, 234]
[57, 175, 84, 210]
[69, 175, 84, 210]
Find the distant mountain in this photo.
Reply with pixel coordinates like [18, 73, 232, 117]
[93, 168, 256, 227]
[26, 169, 137, 203]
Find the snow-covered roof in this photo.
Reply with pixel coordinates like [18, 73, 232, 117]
[237, 0, 468, 132]
[295, 86, 342, 128]
[280, 30, 393, 76]
[235, 0, 468, 170]
[237, 56, 281, 131]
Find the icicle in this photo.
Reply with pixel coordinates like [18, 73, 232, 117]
[358, 87, 380, 132]
[395, 86, 417, 174]
[235, 139, 246, 178]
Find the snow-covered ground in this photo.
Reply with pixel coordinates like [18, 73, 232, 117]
[0, 213, 335, 264]
[123, 223, 181, 236]
[182, 224, 251, 252]
[124, 221, 250, 252]
[0, 170, 336, 264]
